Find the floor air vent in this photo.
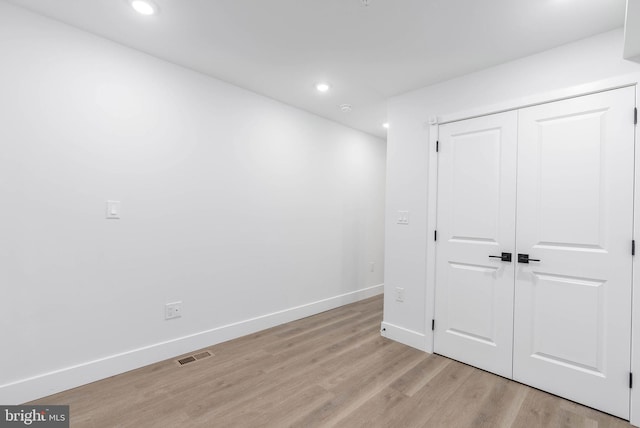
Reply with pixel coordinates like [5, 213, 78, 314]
[176, 350, 213, 366]
[177, 356, 196, 365]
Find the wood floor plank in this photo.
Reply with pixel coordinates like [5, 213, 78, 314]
[219, 384, 333, 427]
[464, 373, 529, 428]
[361, 359, 477, 427]
[419, 368, 502, 427]
[511, 387, 571, 428]
[28, 295, 633, 428]
[388, 352, 451, 397]
[291, 346, 426, 427]
[558, 397, 633, 428]
[331, 386, 408, 428]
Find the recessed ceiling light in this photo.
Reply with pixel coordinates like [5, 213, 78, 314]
[316, 83, 330, 93]
[131, 0, 158, 15]
[340, 104, 353, 113]
[383, 122, 389, 129]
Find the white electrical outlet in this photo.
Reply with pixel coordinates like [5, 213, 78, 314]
[395, 287, 405, 302]
[370, 262, 375, 272]
[165, 301, 182, 320]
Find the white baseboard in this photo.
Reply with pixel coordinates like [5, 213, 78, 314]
[380, 321, 428, 352]
[1, 284, 383, 404]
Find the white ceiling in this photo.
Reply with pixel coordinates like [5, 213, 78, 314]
[5, 0, 626, 138]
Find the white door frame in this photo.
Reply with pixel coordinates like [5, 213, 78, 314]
[424, 73, 640, 426]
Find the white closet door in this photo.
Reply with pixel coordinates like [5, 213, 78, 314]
[434, 111, 518, 378]
[513, 88, 635, 419]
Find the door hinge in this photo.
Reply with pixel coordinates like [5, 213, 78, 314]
[432, 319, 435, 331]
[635, 107, 638, 125]
[434, 230, 437, 241]
[630, 372, 633, 389]
[633, 240, 636, 256]
[436, 140, 439, 152]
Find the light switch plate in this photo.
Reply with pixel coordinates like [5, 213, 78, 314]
[397, 211, 409, 225]
[106, 200, 121, 219]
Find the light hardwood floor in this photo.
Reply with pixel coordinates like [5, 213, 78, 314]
[31, 295, 633, 427]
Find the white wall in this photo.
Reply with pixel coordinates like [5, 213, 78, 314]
[0, 2, 386, 403]
[382, 28, 640, 349]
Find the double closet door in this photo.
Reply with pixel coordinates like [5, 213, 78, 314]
[434, 87, 635, 419]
